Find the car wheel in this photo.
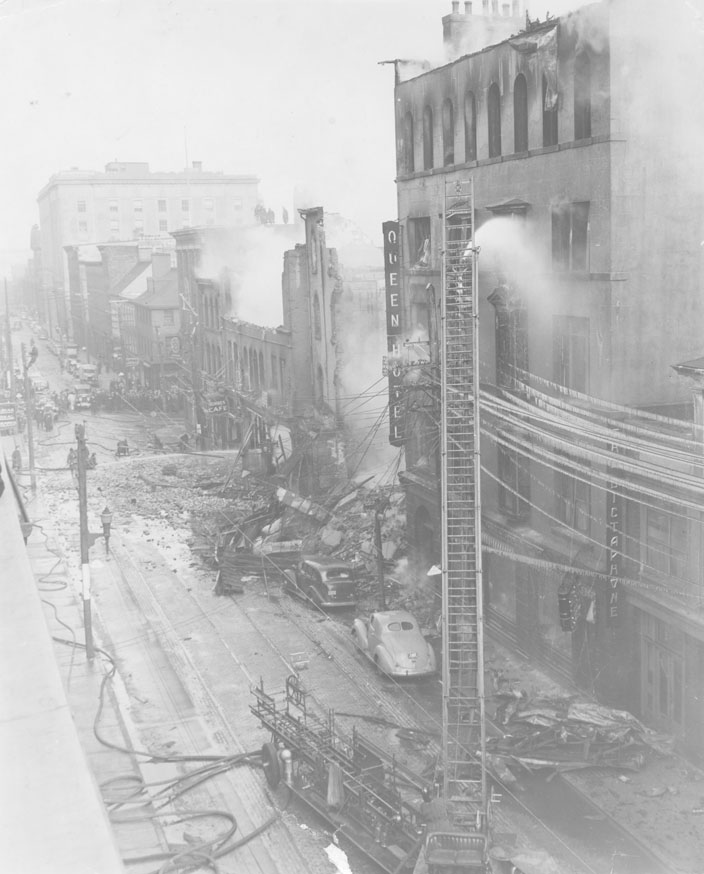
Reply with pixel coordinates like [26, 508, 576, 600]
[261, 741, 281, 788]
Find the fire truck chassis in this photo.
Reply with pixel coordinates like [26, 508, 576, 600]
[251, 674, 426, 873]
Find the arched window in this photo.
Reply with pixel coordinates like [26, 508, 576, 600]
[422, 105, 434, 170]
[442, 98, 454, 166]
[250, 348, 259, 390]
[233, 342, 239, 384]
[487, 83, 502, 158]
[258, 351, 264, 388]
[464, 91, 477, 162]
[313, 293, 322, 340]
[316, 364, 325, 402]
[513, 74, 528, 153]
[542, 74, 558, 146]
[402, 112, 415, 173]
[241, 352, 247, 389]
[574, 52, 592, 140]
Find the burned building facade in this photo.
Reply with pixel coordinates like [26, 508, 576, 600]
[392, 0, 704, 759]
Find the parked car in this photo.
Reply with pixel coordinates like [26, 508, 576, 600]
[352, 610, 437, 678]
[29, 370, 49, 392]
[77, 363, 99, 386]
[74, 383, 93, 410]
[282, 557, 358, 609]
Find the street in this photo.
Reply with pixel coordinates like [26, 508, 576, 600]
[9, 326, 687, 874]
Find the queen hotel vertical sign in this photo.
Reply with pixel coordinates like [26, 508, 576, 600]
[383, 221, 404, 446]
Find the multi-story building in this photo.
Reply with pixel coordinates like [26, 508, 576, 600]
[390, 0, 704, 758]
[37, 161, 259, 339]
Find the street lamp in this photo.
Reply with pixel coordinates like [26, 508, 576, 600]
[101, 506, 113, 554]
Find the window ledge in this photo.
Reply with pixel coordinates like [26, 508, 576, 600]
[549, 524, 593, 548]
[396, 135, 613, 181]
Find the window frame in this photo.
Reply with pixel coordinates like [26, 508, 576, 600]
[553, 314, 589, 393]
[487, 83, 502, 158]
[407, 217, 431, 269]
[551, 201, 590, 272]
[422, 105, 434, 170]
[464, 91, 477, 162]
[513, 74, 528, 153]
[574, 51, 592, 140]
[442, 98, 455, 166]
[555, 457, 591, 535]
[542, 74, 558, 146]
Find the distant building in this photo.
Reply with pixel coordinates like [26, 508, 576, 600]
[37, 161, 259, 339]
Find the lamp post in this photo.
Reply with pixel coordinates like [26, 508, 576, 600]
[101, 506, 113, 555]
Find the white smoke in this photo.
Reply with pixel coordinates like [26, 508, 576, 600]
[197, 224, 303, 326]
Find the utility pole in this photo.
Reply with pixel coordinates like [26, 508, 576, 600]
[21, 344, 37, 492]
[155, 326, 166, 410]
[75, 423, 94, 660]
[5, 280, 14, 397]
[374, 499, 388, 610]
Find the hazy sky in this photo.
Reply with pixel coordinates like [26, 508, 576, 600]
[0, 0, 576, 273]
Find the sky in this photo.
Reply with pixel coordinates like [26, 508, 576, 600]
[0, 0, 579, 275]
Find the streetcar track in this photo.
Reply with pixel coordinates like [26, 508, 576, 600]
[128, 555, 603, 874]
[97, 503, 664, 874]
[108, 543, 321, 874]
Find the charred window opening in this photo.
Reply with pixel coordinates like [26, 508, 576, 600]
[402, 112, 415, 173]
[574, 52, 592, 140]
[497, 442, 530, 521]
[542, 74, 558, 146]
[555, 455, 590, 534]
[645, 507, 688, 579]
[464, 91, 477, 162]
[551, 201, 589, 272]
[489, 284, 528, 391]
[553, 314, 589, 393]
[407, 217, 431, 268]
[442, 98, 455, 166]
[271, 354, 278, 390]
[313, 293, 322, 340]
[513, 74, 528, 153]
[487, 83, 502, 158]
[423, 105, 434, 170]
[410, 301, 431, 344]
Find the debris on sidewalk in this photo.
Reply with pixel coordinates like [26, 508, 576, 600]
[487, 692, 674, 776]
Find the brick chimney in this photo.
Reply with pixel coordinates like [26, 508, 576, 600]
[442, 0, 524, 59]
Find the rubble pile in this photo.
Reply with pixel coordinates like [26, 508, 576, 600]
[488, 692, 674, 779]
[77, 455, 274, 557]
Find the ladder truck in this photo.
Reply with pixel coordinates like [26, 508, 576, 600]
[420, 178, 492, 874]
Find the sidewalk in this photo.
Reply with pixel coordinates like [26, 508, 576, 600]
[23, 487, 167, 873]
[485, 637, 703, 874]
[0, 448, 125, 874]
[21, 468, 327, 874]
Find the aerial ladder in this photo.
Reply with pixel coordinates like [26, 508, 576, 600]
[421, 178, 491, 874]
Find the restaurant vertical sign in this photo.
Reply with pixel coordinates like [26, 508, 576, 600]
[606, 442, 622, 625]
[383, 220, 404, 446]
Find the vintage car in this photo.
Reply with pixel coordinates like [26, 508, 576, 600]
[352, 610, 437, 678]
[282, 557, 357, 609]
[74, 383, 94, 410]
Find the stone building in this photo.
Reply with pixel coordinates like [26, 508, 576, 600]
[390, 0, 704, 758]
[37, 161, 258, 340]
